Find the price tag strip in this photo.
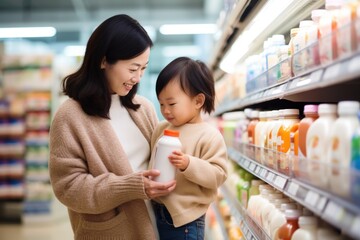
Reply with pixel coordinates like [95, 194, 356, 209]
[323, 62, 342, 82]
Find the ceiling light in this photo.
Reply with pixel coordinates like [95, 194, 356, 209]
[0, 27, 56, 39]
[162, 46, 201, 58]
[159, 24, 217, 35]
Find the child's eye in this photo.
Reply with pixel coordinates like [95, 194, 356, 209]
[129, 69, 137, 73]
[169, 103, 176, 106]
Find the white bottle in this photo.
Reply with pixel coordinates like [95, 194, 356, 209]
[307, 104, 337, 188]
[269, 203, 298, 239]
[291, 216, 318, 240]
[152, 129, 181, 182]
[328, 101, 360, 196]
[260, 192, 283, 231]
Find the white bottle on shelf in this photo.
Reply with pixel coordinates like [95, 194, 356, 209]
[328, 101, 360, 197]
[152, 129, 181, 182]
[269, 202, 299, 239]
[291, 216, 319, 240]
[306, 104, 337, 188]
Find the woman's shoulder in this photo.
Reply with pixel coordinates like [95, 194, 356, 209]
[133, 95, 154, 109]
[53, 98, 83, 120]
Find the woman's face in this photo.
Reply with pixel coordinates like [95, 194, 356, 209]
[101, 47, 150, 96]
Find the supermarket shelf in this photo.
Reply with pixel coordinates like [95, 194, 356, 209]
[220, 184, 271, 240]
[214, 51, 360, 115]
[228, 146, 360, 240]
[211, 203, 229, 240]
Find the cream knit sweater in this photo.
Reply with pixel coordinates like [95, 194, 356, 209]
[150, 121, 228, 227]
[49, 96, 158, 240]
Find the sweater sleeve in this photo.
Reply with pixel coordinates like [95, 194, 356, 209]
[180, 129, 228, 190]
[49, 101, 149, 215]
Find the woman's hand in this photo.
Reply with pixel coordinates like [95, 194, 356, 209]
[142, 169, 176, 199]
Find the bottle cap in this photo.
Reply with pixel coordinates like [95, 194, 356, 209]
[284, 209, 302, 219]
[318, 104, 337, 115]
[164, 129, 180, 137]
[304, 104, 319, 114]
[311, 9, 327, 23]
[280, 203, 298, 212]
[298, 216, 318, 226]
[290, 28, 300, 37]
[282, 109, 299, 116]
[338, 101, 360, 115]
[222, 111, 245, 120]
[250, 110, 260, 119]
[325, 0, 343, 10]
[250, 179, 263, 186]
[299, 20, 314, 28]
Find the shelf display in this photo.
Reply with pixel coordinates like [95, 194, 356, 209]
[210, 0, 360, 239]
[0, 53, 54, 224]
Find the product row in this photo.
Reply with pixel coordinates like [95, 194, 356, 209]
[220, 101, 360, 201]
[225, 164, 352, 240]
[245, 0, 360, 94]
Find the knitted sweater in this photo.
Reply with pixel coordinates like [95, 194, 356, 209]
[49, 96, 158, 240]
[150, 121, 228, 227]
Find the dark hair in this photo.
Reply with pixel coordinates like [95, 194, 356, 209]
[156, 57, 215, 114]
[62, 14, 153, 118]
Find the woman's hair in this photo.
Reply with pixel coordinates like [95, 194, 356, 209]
[156, 57, 215, 114]
[63, 14, 153, 118]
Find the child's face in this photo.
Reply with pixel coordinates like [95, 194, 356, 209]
[158, 78, 202, 126]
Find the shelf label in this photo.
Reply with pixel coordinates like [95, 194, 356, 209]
[287, 182, 299, 196]
[249, 162, 256, 171]
[274, 175, 287, 189]
[243, 159, 250, 168]
[266, 172, 275, 182]
[323, 63, 341, 82]
[323, 201, 345, 224]
[304, 190, 319, 207]
[260, 169, 268, 178]
[316, 196, 327, 212]
[255, 165, 261, 175]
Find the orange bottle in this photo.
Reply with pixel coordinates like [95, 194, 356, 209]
[274, 209, 301, 240]
[248, 110, 259, 145]
[299, 105, 319, 158]
[277, 109, 300, 175]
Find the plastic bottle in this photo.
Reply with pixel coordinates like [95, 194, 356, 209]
[351, 111, 360, 201]
[260, 192, 283, 230]
[292, 20, 314, 76]
[274, 209, 301, 240]
[319, 0, 343, 65]
[268, 35, 286, 85]
[223, 111, 245, 147]
[265, 110, 279, 169]
[248, 110, 260, 145]
[259, 111, 272, 165]
[299, 105, 319, 158]
[291, 216, 318, 240]
[289, 28, 300, 77]
[307, 104, 337, 188]
[277, 109, 300, 174]
[309, 9, 327, 68]
[152, 129, 181, 182]
[328, 101, 360, 197]
[255, 111, 268, 162]
[270, 203, 299, 239]
[264, 197, 291, 235]
[337, 0, 358, 58]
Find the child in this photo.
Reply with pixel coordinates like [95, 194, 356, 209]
[149, 57, 228, 240]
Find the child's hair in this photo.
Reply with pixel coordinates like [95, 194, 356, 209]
[156, 57, 215, 114]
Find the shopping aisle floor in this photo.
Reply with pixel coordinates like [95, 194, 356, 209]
[0, 200, 73, 240]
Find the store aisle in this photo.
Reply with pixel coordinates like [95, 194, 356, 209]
[0, 218, 73, 240]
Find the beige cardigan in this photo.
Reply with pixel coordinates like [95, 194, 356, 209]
[150, 121, 228, 227]
[49, 96, 158, 240]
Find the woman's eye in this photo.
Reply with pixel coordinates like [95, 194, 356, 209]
[129, 69, 137, 72]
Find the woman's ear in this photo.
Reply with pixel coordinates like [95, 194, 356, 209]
[100, 57, 106, 69]
[195, 93, 205, 109]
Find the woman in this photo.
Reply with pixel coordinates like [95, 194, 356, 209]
[49, 14, 176, 240]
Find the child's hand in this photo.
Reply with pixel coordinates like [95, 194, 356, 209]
[168, 150, 189, 171]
